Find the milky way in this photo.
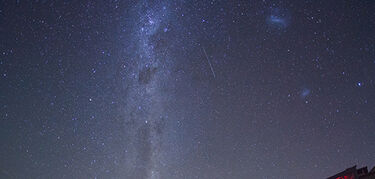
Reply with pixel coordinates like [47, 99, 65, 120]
[121, 1, 172, 178]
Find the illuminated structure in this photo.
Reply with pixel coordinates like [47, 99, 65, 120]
[327, 165, 375, 179]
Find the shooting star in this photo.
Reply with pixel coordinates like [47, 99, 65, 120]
[202, 47, 216, 78]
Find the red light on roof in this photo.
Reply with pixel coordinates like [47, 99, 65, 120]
[335, 174, 354, 179]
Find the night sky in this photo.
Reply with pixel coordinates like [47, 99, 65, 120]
[1, 1, 375, 179]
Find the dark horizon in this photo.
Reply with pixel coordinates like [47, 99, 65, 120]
[1, 0, 374, 178]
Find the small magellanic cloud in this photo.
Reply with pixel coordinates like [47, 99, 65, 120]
[300, 88, 311, 98]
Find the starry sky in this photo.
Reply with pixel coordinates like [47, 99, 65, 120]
[0, 0, 375, 179]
